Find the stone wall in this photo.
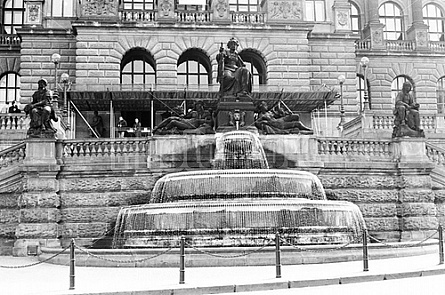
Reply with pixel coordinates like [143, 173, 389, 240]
[1, 136, 444, 255]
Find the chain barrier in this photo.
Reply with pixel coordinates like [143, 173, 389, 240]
[74, 244, 173, 264]
[279, 237, 352, 252]
[185, 238, 275, 258]
[0, 245, 70, 269]
[368, 229, 439, 249]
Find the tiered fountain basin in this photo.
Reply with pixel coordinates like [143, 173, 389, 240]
[113, 169, 366, 248]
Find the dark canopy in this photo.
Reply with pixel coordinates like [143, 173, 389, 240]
[68, 90, 338, 113]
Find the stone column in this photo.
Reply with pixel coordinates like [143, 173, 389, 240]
[363, 1, 385, 50]
[393, 138, 438, 241]
[406, 0, 429, 51]
[24, 0, 44, 26]
[332, 0, 351, 32]
[13, 139, 61, 256]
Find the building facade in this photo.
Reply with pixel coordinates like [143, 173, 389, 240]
[1, 0, 445, 137]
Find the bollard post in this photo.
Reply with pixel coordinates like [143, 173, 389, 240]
[439, 225, 444, 265]
[69, 239, 75, 290]
[362, 229, 369, 272]
[275, 232, 281, 278]
[179, 237, 185, 284]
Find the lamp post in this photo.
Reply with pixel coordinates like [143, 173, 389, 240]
[337, 74, 346, 128]
[60, 73, 70, 114]
[360, 57, 370, 112]
[51, 53, 61, 92]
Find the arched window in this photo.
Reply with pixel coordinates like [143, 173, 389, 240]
[229, 0, 259, 12]
[2, 0, 25, 34]
[379, 2, 404, 40]
[423, 3, 445, 42]
[437, 77, 445, 114]
[349, 1, 361, 35]
[177, 49, 212, 86]
[51, 0, 75, 17]
[356, 74, 370, 112]
[306, 0, 325, 21]
[121, 48, 156, 86]
[0, 72, 20, 104]
[239, 49, 266, 85]
[391, 76, 414, 105]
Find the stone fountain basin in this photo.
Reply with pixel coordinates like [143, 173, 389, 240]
[113, 198, 365, 248]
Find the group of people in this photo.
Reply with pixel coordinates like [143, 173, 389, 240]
[1, 101, 21, 114]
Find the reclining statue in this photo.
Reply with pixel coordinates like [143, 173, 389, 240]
[392, 82, 424, 138]
[254, 101, 313, 135]
[153, 101, 214, 135]
[216, 38, 253, 97]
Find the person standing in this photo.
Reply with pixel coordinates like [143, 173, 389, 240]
[133, 118, 141, 137]
[90, 110, 105, 137]
[117, 116, 127, 138]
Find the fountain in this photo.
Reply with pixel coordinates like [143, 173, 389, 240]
[112, 131, 366, 249]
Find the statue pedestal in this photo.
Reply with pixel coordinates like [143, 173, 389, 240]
[216, 95, 257, 132]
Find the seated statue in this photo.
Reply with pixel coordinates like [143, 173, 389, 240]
[24, 78, 58, 138]
[153, 101, 215, 135]
[392, 82, 424, 138]
[216, 38, 253, 97]
[254, 101, 313, 135]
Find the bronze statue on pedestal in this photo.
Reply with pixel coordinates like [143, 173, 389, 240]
[24, 79, 58, 138]
[392, 82, 424, 138]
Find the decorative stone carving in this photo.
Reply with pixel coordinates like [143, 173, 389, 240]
[372, 30, 383, 45]
[158, 0, 175, 20]
[268, 0, 303, 21]
[416, 30, 427, 46]
[213, 0, 229, 20]
[24, 1, 43, 25]
[81, 0, 118, 17]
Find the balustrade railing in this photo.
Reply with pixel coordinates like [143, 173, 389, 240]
[176, 11, 212, 23]
[372, 114, 435, 130]
[120, 9, 156, 22]
[426, 143, 445, 167]
[231, 12, 265, 24]
[0, 113, 27, 130]
[317, 138, 393, 159]
[62, 138, 150, 159]
[0, 142, 26, 169]
[0, 34, 21, 47]
[355, 39, 370, 50]
[429, 41, 445, 52]
[386, 40, 415, 51]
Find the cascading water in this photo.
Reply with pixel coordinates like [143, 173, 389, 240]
[113, 131, 366, 248]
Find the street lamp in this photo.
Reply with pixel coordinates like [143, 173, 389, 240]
[337, 74, 346, 128]
[60, 72, 70, 113]
[51, 53, 61, 92]
[360, 56, 370, 112]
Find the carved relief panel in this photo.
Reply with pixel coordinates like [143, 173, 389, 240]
[24, 1, 43, 25]
[81, 0, 118, 18]
[158, 0, 175, 21]
[267, 0, 303, 22]
[212, 0, 230, 21]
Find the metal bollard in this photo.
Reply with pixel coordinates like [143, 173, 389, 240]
[275, 232, 281, 278]
[179, 237, 185, 284]
[362, 230, 369, 272]
[69, 239, 75, 290]
[439, 225, 444, 265]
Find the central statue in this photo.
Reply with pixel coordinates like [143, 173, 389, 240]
[217, 38, 253, 97]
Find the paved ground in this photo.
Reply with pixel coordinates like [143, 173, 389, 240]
[1, 253, 445, 295]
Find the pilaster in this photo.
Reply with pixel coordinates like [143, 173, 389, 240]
[332, 0, 351, 32]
